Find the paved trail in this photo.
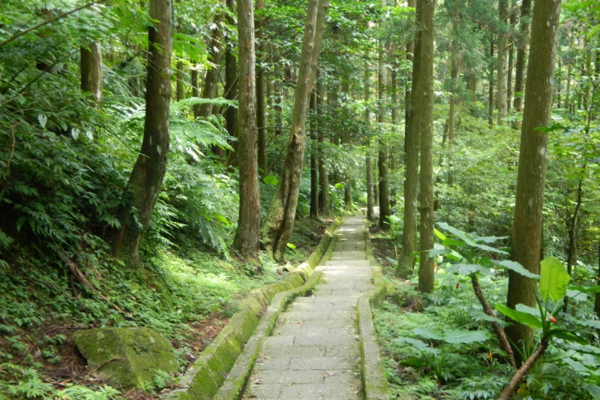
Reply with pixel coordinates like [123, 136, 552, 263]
[243, 216, 375, 400]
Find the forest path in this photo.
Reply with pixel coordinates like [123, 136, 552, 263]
[242, 215, 375, 399]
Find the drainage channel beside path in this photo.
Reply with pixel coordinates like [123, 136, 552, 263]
[242, 215, 380, 400]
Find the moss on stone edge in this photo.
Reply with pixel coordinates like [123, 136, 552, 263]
[166, 218, 342, 400]
[212, 270, 324, 400]
[356, 226, 390, 400]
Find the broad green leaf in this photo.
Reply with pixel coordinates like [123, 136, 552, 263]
[496, 303, 543, 329]
[437, 222, 473, 244]
[515, 304, 541, 318]
[414, 327, 443, 341]
[447, 263, 490, 276]
[436, 222, 507, 254]
[434, 228, 446, 241]
[38, 114, 47, 129]
[469, 241, 508, 255]
[494, 260, 540, 279]
[569, 285, 600, 294]
[442, 238, 464, 248]
[468, 309, 508, 326]
[442, 329, 489, 344]
[577, 320, 600, 329]
[540, 257, 571, 301]
[475, 235, 508, 244]
[213, 213, 230, 227]
[563, 357, 589, 374]
[394, 337, 428, 350]
[263, 175, 278, 185]
[426, 248, 451, 257]
[587, 384, 600, 400]
[566, 289, 588, 302]
[286, 242, 296, 250]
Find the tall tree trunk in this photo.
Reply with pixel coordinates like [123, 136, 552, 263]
[233, 0, 260, 262]
[261, 0, 329, 262]
[80, 41, 103, 106]
[507, 0, 516, 113]
[113, 0, 173, 265]
[224, 0, 238, 148]
[447, 0, 460, 187]
[317, 79, 330, 215]
[378, 0, 391, 229]
[507, 43, 514, 113]
[399, 0, 420, 277]
[365, 61, 375, 221]
[256, 0, 267, 175]
[417, 0, 435, 293]
[497, 0, 508, 125]
[507, 0, 562, 363]
[175, 60, 184, 101]
[342, 70, 352, 210]
[192, 65, 200, 117]
[309, 91, 319, 218]
[329, 87, 342, 185]
[595, 239, 600, 319]
[199, 9, 225, 118]
[274, 64, 283, 137]
[488, 37, 495, 127]
[513, 0, 531, 113]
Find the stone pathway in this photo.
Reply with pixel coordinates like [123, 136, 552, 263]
[243, 216, 375, 400]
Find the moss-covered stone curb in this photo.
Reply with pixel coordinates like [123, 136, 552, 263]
[212, 269, 324, 400]
[72, 327, 178, 391]
[356, 226, 390, 400]
[165, 217, 342, 400]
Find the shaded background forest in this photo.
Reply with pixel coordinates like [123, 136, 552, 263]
[1, 0, 600, 398]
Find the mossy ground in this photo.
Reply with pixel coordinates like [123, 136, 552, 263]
[0, 218, 328, 399]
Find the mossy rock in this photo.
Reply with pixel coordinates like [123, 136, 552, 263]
[72, 327, 178, 391]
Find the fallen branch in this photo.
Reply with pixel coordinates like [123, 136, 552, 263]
[59, 252, 123, 312]
[498, 340, 548, 400]
[470, 273, 517, 369]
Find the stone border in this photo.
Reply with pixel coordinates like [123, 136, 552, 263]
[355, 224, 390, 400]
[166, 218, 342, 400]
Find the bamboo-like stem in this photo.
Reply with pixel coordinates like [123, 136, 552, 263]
[470, 273, 517, 369]
[498, 340, 548, 400]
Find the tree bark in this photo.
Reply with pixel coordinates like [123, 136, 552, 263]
[378, 0, 390, 229]
[232, 0, 260, 262]
[507, 0, 562, 362]
[199, 9, 225, 118]
[447, 0, 460, 186]
[342, 70, 352, 210]
[317, 79, 330, 216]
[365, 61, 375, 222]
[507, 1, 516, 113]
[224, 0, 238, 147]
[497, 0, 508, 125]
[191, 65, 200, 117]
[256, 0, 267, 175]
[417, 0, 435, 293]
[175, 60, 184, 101]
[309, 91, 319, 218]
[488, 37, 495, 127]
[261, 0, 329, 262]
[113, 0, 173, 265]
[513, 0, 531, 113]
[80, 41, 102, 106]
[399, 0, 420, 278]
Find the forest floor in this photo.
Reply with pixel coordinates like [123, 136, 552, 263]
[0, 217, 331, 399]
